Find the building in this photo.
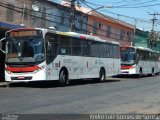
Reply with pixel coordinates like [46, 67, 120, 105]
[133, 29, 160, 52]
[76, 7, 135, 46]
[0, 0, 33, 39]
[32, 0, 87, 33]
[88, 12, 135, 46]
[0, 0, 88, 39]
[133, 29, 149, 48]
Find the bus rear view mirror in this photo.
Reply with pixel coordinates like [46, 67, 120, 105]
[0, 38, 6, 54]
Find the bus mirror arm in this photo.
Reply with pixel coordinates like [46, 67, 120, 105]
[0, 38, 6, 54]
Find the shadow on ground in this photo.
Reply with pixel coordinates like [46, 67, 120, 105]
[8, 79, 120, 88]
[114, 74, 157, 79]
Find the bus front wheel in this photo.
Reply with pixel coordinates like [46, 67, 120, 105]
[59, 70, 69, 86]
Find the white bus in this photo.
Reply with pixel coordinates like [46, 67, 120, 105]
[120, 46, 160, 76]
[1, 28, 120, 86]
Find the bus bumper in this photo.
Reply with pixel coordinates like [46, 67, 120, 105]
[5, 69, 46, 82]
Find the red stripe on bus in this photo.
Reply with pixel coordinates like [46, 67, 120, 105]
[5, 66, 40, 72]
[80, 36, 86, 39]
[121, 65, 134, 70]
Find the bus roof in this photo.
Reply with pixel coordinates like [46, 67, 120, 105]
[38, 28, 119, 45]
[121, 46, 158, 53]
[7, 27, 119, 45]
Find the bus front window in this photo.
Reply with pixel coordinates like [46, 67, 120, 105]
[6, 37, 44, 64]
[121, 52, 135, 65]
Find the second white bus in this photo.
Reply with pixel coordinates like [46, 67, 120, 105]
[120, 46, 160, 76]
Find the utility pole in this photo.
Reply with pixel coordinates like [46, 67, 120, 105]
[148, 13, 160, 48]
[70, 0, 76, 32]
[20, 1, 26, 27]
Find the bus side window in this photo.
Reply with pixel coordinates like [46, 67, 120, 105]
[71, 38, 81, 56]
[59, 36, 71, 55]
[81, 40, 90, 56]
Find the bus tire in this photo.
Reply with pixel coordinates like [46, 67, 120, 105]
[59, 70, 69, 86]
[151, 68, 155, 76]
[99, 69, 105, 82]
[139, 69, 143, 77]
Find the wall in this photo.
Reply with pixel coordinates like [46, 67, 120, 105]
[133, 29, 149, 48]
[32, 0, 87, 33]
[87, 12, 135, 46]
[0, 0, 32, 27]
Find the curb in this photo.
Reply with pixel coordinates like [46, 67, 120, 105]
[0, 82, 8, 87]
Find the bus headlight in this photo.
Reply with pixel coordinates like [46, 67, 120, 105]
[5, 69, 12, 74]
[34, 65, 45, 73]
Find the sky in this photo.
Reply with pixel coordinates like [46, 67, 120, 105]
[80, 0, 160, 32]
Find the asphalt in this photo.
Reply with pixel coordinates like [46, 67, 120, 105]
[0, 81, 7, 87]
[0, 75, 160, 114]
[0, 76, 137, 87]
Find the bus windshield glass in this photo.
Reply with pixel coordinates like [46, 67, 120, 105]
[121, 47, 136, 65]
[5, 30, 44, 64]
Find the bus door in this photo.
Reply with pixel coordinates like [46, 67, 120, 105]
[45, 33, 59, 80]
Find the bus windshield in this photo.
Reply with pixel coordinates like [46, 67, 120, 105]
[121, 52, 135, 65]
[5, 36, 44, 64]
[120, 47, 136, 65]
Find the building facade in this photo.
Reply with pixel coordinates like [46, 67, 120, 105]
[133, 29, 160, 52]
[77, 8, 135, 46]
[0, 0, 88, 39]
[32, 0, 87, 33]
[133, 29, 149, 48]
[0, 0, 33, 39]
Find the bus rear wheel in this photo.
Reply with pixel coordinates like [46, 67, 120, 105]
[139, 69, 143, 77]
[59, 70, 69, 86]
[151, 68, 155, 76]
[99, 69, 105, 82]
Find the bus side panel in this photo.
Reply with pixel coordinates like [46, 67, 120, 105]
[92, 57, 101, 78]
[106, 58, 114, 76]
[46, 60, 59, 81]
[82, 57, 92, 79]
[112, 58, 121, 76]
[67, 56, 82, 80]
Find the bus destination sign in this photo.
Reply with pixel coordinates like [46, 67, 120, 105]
[8, 30, 38, 37]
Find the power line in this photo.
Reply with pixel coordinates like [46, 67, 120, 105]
[114, 2, 160, 8]
[102, 10, 151, 23]
[85, 0, 159, 8]
[0, 1, 132, 41]
[83, 1, 160, 31]
[147, 13, 160, 48]
[130, 0, 158, 12]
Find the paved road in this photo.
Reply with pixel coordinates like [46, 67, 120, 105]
[0, 75, 160, 115]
